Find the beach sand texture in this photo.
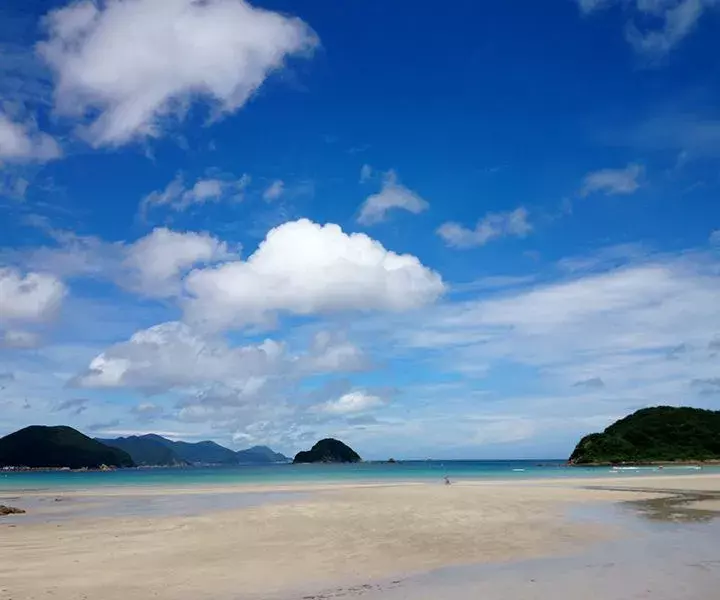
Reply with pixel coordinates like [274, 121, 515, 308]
[1, 474, 720, 600]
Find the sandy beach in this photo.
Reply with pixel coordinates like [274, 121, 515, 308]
[1, 474, 720, 600]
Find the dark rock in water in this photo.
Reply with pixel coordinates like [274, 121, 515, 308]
[293, 438, 361, 464]
[387, 458, 397, 464]
[0, 505, 26, 516]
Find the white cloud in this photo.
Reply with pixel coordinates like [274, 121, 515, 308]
[359, 164, 373, 183]
[580, 163, 643, 196]
[16, 227, 233, 299]
[437, 207, 531, 249]
[74, 321, 367, 398]
[122, 228, 233, 298]
[38, 0, 319, 146]
[183, 219, 445, 330]
[319, 391, 384, 415]
[710, 230, 720, 245]
[74, 321, 285, 392]
[263, 179, 284, 202]
[357, 170, 429, 224]
[302, 331, 369, 373]
[0, 111, 61, 162]
[0, 268, 66, 324]
[141, 173, 250, 216]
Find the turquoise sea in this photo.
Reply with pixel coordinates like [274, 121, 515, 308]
[1, 460, 716, 490]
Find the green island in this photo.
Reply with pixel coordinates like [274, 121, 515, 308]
[293, 438, 361, 464]
[569, 406, 720, 465]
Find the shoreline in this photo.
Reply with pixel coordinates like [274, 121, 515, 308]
[569, 459, 720, 467]
[4, 470, 720, 497]
[2, 474, 719, 600]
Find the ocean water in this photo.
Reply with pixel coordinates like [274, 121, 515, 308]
[1, 460, 716, 490]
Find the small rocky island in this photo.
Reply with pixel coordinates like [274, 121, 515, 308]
[569, 406, 720, 465]
[293, 438, 361, 464]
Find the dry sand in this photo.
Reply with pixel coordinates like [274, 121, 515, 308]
[1, 474, 719, 600]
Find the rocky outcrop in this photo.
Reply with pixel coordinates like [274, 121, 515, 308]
[293, 438, 361, 464]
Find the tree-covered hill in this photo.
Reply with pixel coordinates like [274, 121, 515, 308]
[0, 426, 135, 469]
[293, 438, 361, 463]
[96, 435, 189, 467]
[569, 406, 720, 465]
[236, 445, 290, 463]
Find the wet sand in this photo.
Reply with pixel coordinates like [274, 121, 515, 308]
[1, 474, 719, 600]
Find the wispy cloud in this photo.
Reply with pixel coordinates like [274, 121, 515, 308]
[422, 258, 715, 396]
[556, 243, 649, 273]
[450, 275, 537, 294]
[576, 0, 716, 58]
[87, 419, 121, 432]
[1, 330, 41, 349]
[580, 163, 644, 197]
[626, 0, 711, 59]
[131, 402, 165, 421]
[437, 207, 531, 249]
[262, 180, 284, 202]
[140, 172, 250, 218]
[576, 0, 612, 14]
[619, 113, 720, 158]
[55, 397, 89, 415]
[573, 377, 605, 389]
[357, 170, 429, 225]
[359, 164, 373, 183]
[691, 377, 720, 394]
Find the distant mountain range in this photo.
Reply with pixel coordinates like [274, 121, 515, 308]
[97, 434, 290, 466]
[0, 425, 290, 469]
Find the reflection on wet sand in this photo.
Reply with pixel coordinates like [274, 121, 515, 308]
[587, 485, 720, 524]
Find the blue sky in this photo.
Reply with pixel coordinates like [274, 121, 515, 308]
[1, 0, 719, 459]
